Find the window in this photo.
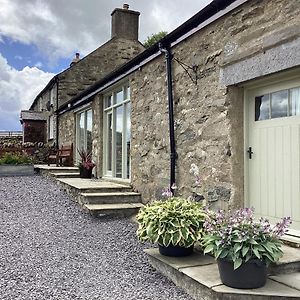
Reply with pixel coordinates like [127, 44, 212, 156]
[76, 108, 92, 156]
[255, 86, 300, 121]
[49, 115, 54, 139]
[104, 84, 131, 179]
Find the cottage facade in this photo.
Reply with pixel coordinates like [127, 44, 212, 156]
[28, 0, 300, 236]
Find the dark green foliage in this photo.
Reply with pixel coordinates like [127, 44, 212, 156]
[0, 153, 32, 165]
[143, 31, 168, 48]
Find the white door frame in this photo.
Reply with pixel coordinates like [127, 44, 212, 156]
[103, 84, 131, 181]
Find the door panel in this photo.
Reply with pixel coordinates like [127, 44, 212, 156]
[247, 81, 300, 234]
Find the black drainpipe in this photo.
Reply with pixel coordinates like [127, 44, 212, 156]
[159, 43, 176, 195]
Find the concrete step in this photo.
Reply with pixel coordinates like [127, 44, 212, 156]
[50, 172, 80, 178]
[268, 245, 300, 276]
[145, 248, 300, 300]
[34, 165, 79, 174]
[80, 192, 141, 204]
[83, 203, 144, 217]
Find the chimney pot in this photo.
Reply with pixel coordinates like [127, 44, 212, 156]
[123, 4, 129, 9]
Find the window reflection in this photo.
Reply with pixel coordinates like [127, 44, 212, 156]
[271, 90, 288, 119]
[255, 95, 270, 121]
[255, 86, 300, 121]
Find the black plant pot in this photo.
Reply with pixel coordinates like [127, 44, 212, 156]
[217, 258, 267, 289]
[158, 244, 194, 257]
[79, 167, 93, 178]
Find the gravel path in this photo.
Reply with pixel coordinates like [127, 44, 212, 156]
[0, 176, 193, 300]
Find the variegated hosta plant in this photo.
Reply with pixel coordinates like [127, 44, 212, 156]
[136, 197, 207, 248]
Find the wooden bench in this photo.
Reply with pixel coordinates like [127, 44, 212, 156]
[48, 143, 73, 166]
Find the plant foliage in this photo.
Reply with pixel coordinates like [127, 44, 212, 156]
[143, 31, 168, 48]
[0, 153, 32, 165]
[137, 197, 207, 248]
[77, 149, 95, 170]
[203, 208, 292, 270]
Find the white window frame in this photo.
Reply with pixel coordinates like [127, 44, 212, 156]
[103, 84, 131, 180]
[49, 115, 54, 140]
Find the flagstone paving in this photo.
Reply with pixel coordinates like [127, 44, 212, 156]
[0, 175, 192, 300]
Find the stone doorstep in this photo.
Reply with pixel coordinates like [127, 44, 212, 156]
[83, 203, 144, 217]
[34, 165, 79, 173]
[84, 203, 144, 211]
[57, 178, 131, 190]
[80, 191, 141, 204]
[50, 172, 80, 178]
[145, 248, 300, 300]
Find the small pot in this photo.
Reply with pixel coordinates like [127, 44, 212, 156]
[158, 244, 194, 257]
[217, 258, 267, 289]
[79, 167, 93, 178]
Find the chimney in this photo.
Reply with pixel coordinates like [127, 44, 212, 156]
[70, 52, 80, 67]
[111, 4, 140, 40]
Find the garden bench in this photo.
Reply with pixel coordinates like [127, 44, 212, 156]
[48, 143, 73, 166]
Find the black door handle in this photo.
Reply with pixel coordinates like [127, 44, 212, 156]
[247, 147, 253, 159]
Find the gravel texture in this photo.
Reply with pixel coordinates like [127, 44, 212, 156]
[0, 175, 193, 300]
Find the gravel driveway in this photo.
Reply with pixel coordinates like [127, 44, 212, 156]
[0, 176, 193, 300]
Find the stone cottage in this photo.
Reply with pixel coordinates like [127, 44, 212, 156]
[27, 0, 300, 237]
[21, 4, 144, 149]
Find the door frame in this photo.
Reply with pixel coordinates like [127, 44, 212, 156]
[102, 83, 131, 181]
[243, 71, 300, 237]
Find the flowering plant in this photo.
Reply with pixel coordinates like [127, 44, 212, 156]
[203, 208, 291, 270]
[77, 149, 95, 170]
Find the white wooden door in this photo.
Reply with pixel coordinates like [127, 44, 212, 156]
[247, 79, 300, 235]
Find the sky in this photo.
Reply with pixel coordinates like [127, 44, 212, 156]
[0, 0, 212, 131]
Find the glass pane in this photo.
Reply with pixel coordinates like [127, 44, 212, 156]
[107, 113, 112, 171]
[290, 87, 300, 116]
[105, 95, 112, 108]
[255, 94, 270, 121]
[115, 106, 123, 178]
[126, 103, 131, 179]
[78, 112, 85, 151]
[115, 89, 124, 105]
[271, 90, 288, 119]
[86, 110, 92, 153]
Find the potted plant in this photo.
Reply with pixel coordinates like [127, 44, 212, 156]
[0, 152, 34, 176]
[77, 149, 95, 178]
[137, 197, 207, 257]
[203, 208, 291, 289]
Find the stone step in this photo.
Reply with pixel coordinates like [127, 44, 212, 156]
[80, 191, 141, 204]
[145, 248, 300, 300]
[83, 203, 144, 217]
[50, 172, 80, 178]
[268, 245, 300, 276]
[34, 165, 79, 174]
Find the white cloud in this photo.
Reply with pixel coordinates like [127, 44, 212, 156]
[0, 0, 212, 62]
[0, 54, 54, 130]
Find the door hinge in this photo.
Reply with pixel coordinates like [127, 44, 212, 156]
[247, 147, 254, 159]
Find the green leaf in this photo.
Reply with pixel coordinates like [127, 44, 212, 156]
[242, 246, 249, 257]
[204, 244, 215, 254]
[253, 247, 261, 259]
[234, 243, 243, 253]
[233, 258, 242, 270]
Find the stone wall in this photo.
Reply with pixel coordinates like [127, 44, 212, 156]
[129, 0, 300, 208]
[91, 94, 103, 177]
[58, 111, 75, 157]
[58, 38, 144, 107]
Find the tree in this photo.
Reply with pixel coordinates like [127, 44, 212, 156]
[143, 31, 168, 48]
